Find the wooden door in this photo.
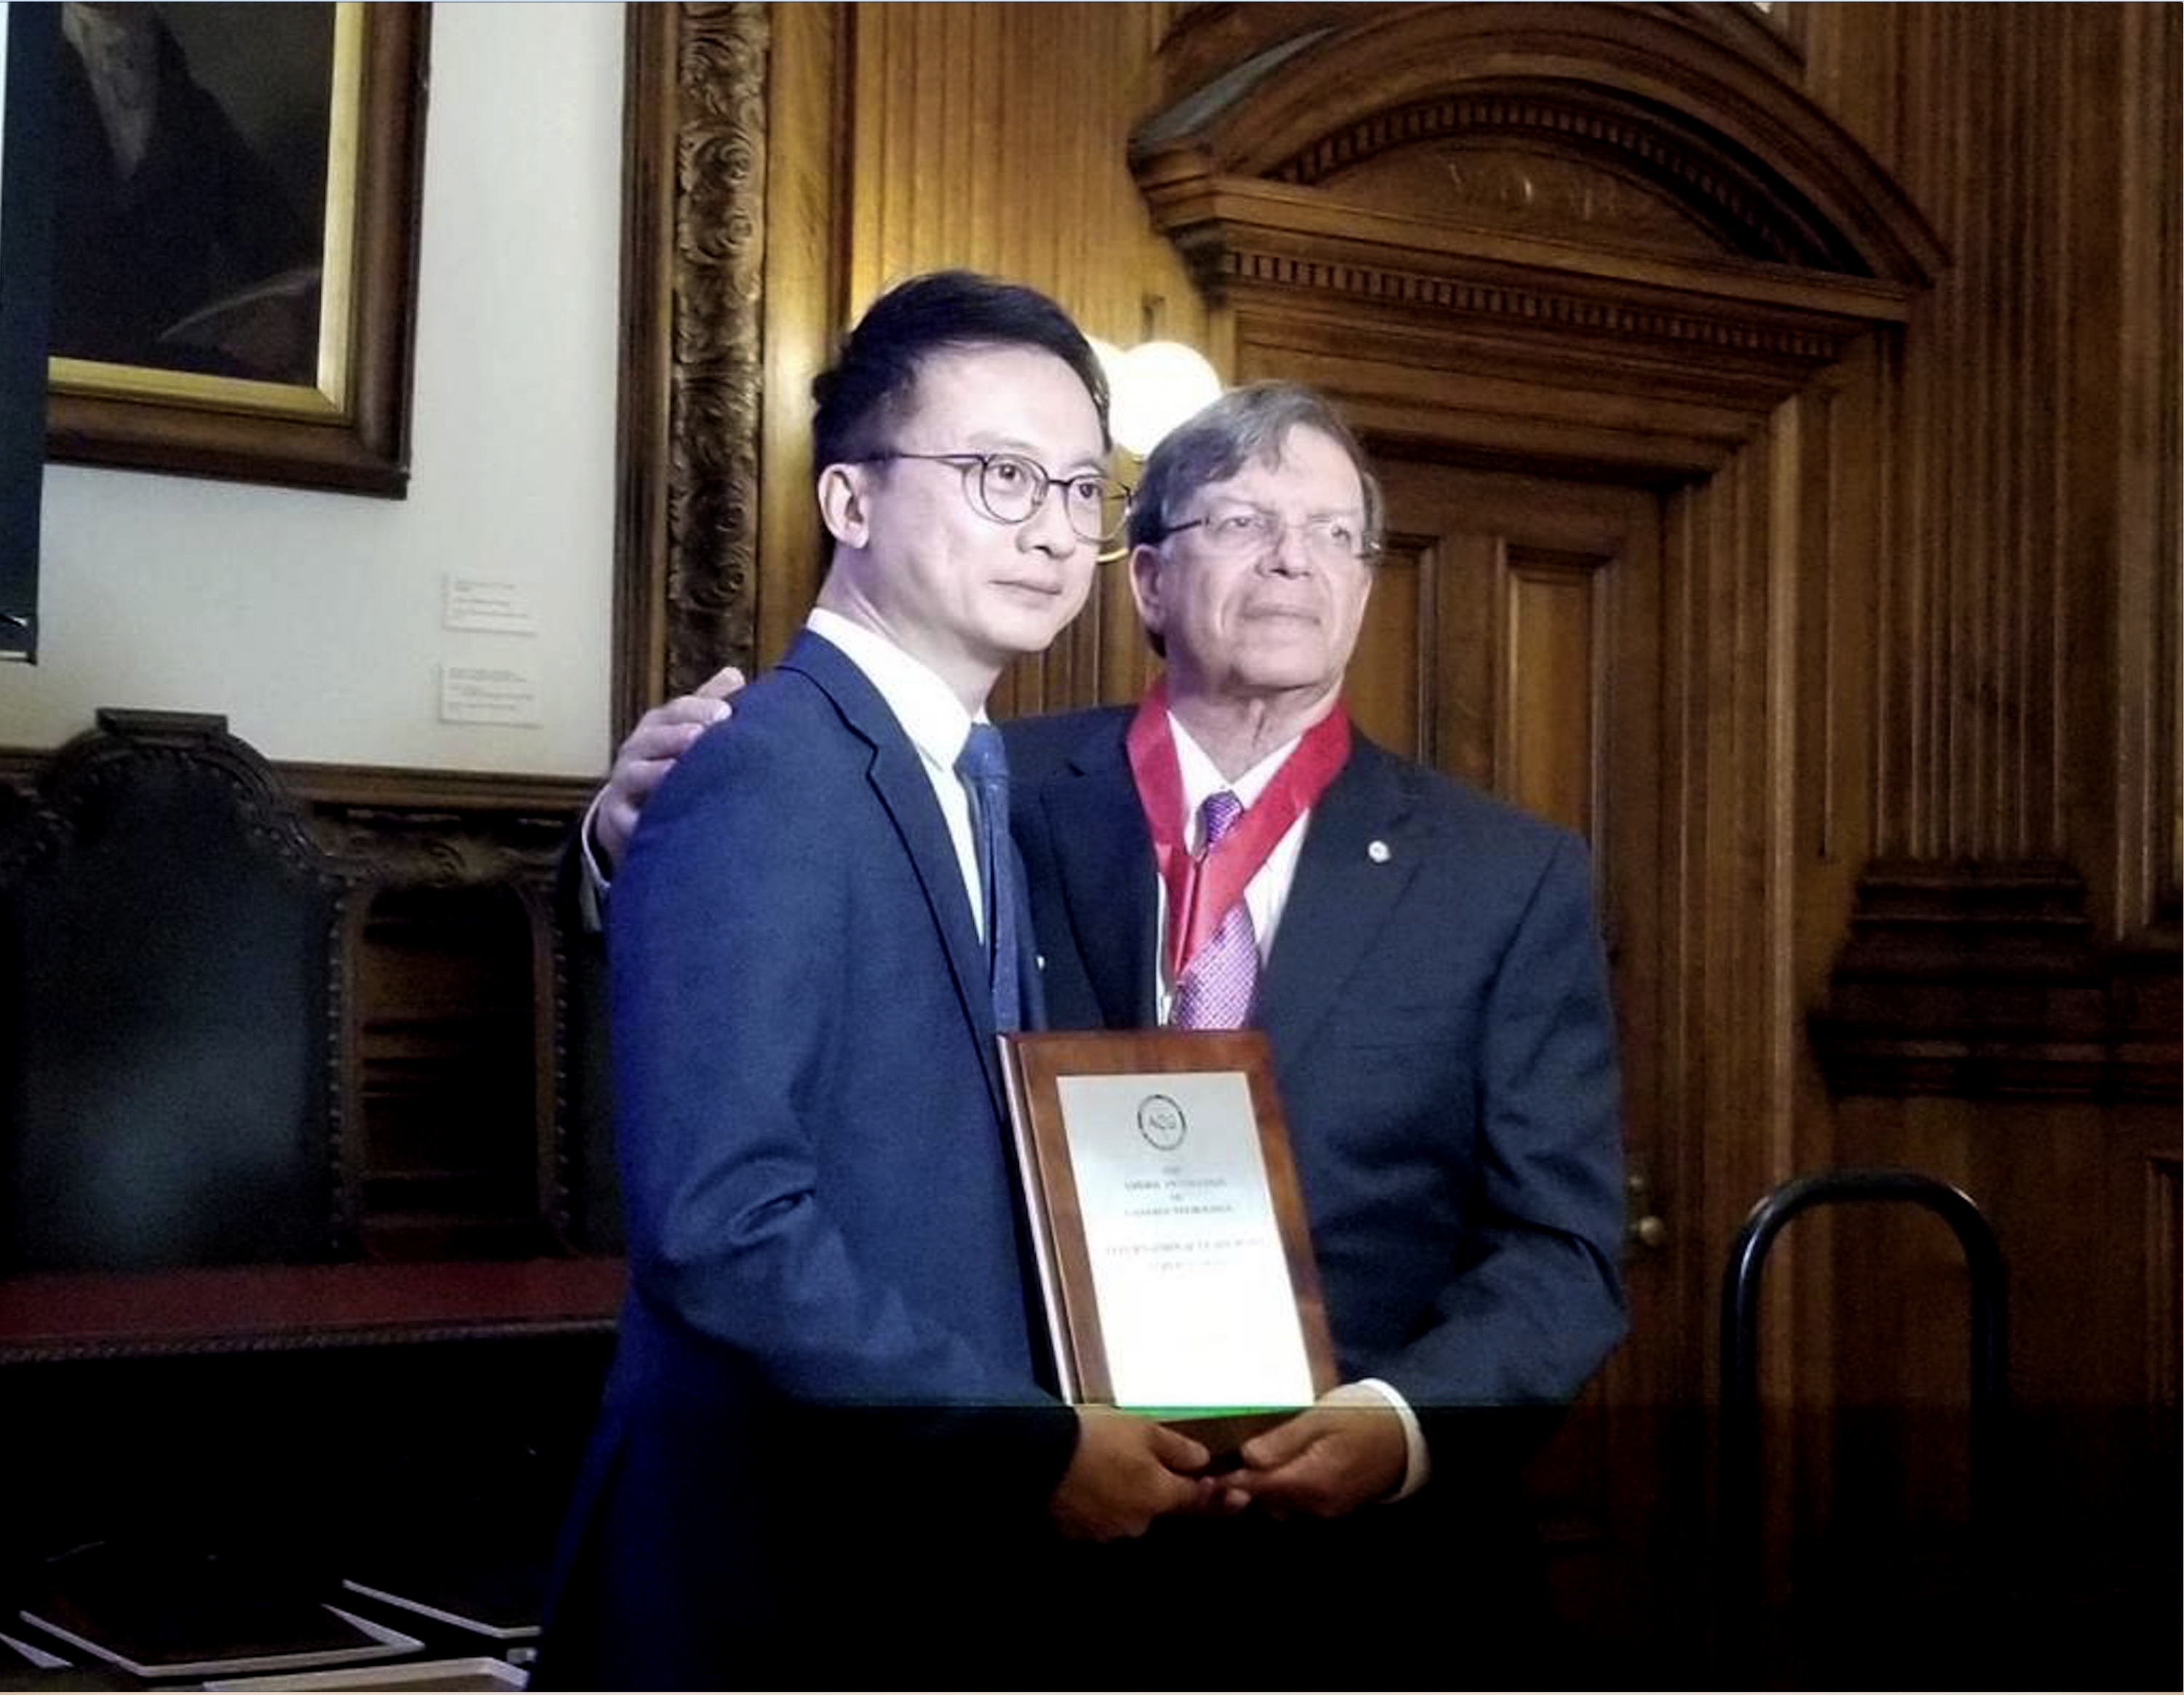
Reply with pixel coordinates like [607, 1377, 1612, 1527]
[1354, 453, 1701, 1677]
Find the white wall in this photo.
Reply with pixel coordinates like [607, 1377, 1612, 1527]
[0, 1, 625, 777]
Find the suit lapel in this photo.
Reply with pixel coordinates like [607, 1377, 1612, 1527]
[1040, 725, 1159, 1029]
[1257, 738, 1425, 1059]
[780, 633, 1005, 1112]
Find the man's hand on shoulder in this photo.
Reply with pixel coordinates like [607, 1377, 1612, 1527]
[1047, 1407, 1214, 1541]
[590, 666, 747, 872]
[1228, 1382, 1407, 1520]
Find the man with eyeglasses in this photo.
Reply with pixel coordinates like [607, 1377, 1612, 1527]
[579, 376, 1627, 1683]
[532, 272, 1212, 1693]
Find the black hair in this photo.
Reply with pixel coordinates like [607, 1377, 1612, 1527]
[810, 270, 1110, 473]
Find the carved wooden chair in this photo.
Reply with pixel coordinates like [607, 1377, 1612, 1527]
[0, 710, 347, 1271]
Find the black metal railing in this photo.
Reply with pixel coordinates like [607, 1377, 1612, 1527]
[1718, 1167, 2009, 1683]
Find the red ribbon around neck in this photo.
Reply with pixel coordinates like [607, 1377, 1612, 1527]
[1125, 678, 1352, 985]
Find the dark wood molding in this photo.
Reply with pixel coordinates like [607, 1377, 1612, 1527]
[2151, 1147, 2181, 1415]
[1150, 6, 1809, 120]
[0, 709, 337, 887]
[0, 1259, 623, 1364]
[1132, 2, 1945, 454]
[290, 764, 590, 886]
[1169, 3, 1912, 256]
[2, 741, 593, 886]
[2111, 899, 2184, 1103]
[1133, 4, 1946, 274]
[1811, 865, 2183, 1100]
[612, 1, 770, 743]
[1259, 89, 1855, 269]
[1151, 188, 1904, 375]
[284, 763, 598, 816]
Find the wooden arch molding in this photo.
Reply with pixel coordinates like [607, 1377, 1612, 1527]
[1132, 1, 1947, 464]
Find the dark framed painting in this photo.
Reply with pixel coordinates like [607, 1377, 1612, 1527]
[43, 1, 428, 496]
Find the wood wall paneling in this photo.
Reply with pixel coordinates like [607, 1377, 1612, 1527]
[1342, 534, 1425, 763]
[756, 1, 846, 670]
[2151, 1150, 2181, 1417]
[1789, 12, 2181, 1684]
[290, 762, 601, 1255]
[1799, 3, 2181, 931]
[349, 882, 558, 1260]
[826, 1, 1211, 719]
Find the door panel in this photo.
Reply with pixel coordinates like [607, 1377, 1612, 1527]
[1361, 454, 1696, 1673]
[1501, 550, 1604, 837]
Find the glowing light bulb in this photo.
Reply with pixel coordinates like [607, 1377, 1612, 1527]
[1110, 339, 1222, 459]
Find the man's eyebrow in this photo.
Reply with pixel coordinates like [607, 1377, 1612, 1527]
[1205, 499, 1366, 521]
[965, 435, 1109, 475]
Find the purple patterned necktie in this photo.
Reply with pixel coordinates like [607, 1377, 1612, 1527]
[1170, 790, 1259, 1029]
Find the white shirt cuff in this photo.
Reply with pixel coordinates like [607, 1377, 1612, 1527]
[1353, 1376, 1431, 1502]
[575, 791, 612, 933]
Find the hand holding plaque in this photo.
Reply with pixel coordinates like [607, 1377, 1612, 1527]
[999, 1030, 1337, 1454]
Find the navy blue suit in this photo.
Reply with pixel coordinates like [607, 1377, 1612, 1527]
[535, 633, 1075, 1690]
[1010, 707, 1627, 1680]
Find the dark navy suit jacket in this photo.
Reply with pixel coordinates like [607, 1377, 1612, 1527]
[535, 633, 1075, 1690]
[1009, 708, 1628, 1681]
[1008, 707, 1627, 1453]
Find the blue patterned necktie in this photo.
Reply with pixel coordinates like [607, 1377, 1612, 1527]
[955, 724, 1023, 1032]
[1171, 790, 1259, 1028]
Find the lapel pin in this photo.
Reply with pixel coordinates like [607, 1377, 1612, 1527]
[1035, 953, 1047, 971]
[1367, 839, 1391, 864]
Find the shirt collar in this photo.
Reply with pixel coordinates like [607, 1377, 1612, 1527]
[1168, 712, 1300, 846]
[807, 607, 984, 770]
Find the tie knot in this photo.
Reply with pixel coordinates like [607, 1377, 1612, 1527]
[955, 724, 1009, 787]
[1199, 789, 1244, 850]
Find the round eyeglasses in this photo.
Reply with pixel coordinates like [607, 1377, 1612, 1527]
[855, 450, 1131, 545]
[1154, 507, 1380, 568]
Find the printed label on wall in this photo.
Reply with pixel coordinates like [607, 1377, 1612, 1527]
[440, 664, 541, 727]
[443, 576, 539, 636]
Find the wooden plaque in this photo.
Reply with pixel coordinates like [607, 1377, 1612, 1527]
[999, 1029, 1337, 1452]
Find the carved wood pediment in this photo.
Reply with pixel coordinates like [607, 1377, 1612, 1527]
[1133, 3, 1947, 422]
[1270, 76, 1867, 269]
[1326, 141, 1733, 261]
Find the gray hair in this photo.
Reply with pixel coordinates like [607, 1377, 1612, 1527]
[1125, 381, 1385, 556]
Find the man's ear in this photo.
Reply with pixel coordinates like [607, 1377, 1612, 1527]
[817, 463, 870, 549]
[1128, 543, 1167, 641]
